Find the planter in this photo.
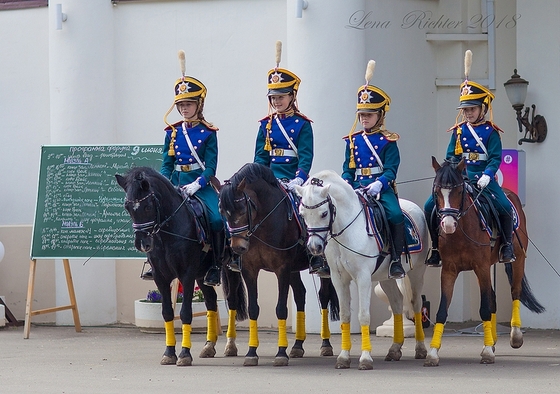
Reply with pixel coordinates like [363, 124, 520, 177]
[134, 299, 227, 333]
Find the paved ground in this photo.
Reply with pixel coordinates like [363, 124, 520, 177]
[1, 322, 560, 393]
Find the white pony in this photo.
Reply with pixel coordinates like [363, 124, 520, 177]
[295, 170, 429, 370]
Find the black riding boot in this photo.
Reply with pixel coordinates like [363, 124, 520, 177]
[499, 213, 516, 263]
[204, 230, 225, 287]
[424, 210, 441, 267]
[309, 254, 330, 278]
[228, 253, 242, 273]
[388, 221, 406, 279]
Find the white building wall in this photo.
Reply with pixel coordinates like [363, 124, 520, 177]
[1, 0, 558, 329]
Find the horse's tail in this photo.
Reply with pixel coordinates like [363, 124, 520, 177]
[221, 268, 248, 321]
[323, 278, 340, 321]
[505, 263, 546, 314]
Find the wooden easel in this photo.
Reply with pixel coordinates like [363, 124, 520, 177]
[24, 258, 81, 339]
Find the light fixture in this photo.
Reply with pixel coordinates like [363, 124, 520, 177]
[55, 4, 67, 31]
[296, 0, 308, 18]
[503, 69, 547, 145]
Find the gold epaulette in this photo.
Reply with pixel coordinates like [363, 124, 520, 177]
[259, 114, 273, 122]
[342, 130, 363, 140]
[294, 111, 313, 123]
[446, 121, 465, 133]
[382, 130, 399, 141]
[201, 120, 219, 131]
[488, 121, 504, 133]
[164, 120, 183, 131]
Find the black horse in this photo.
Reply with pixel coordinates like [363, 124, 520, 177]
[218, 163, 339, 366]
[116, 166, 246, 366]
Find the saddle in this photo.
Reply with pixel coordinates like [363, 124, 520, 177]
[183, 193, 211, 251]
[278, 181, 307, 243]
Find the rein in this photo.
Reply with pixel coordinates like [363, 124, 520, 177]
[227, 190, 301, 250]
[126, 190, 198, 242]
[303, 178, 380, 259]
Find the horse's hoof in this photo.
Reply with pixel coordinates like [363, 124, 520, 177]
[289, 347, 304, 358]
[243, 356, 259, 366]
[177, 356, 193, 366]
[384, 343, 402, 361]
[510, 326, 524, 349]
[273, 356, 289, 367]
[423, 359, 439, 367]
[160, 355, 177, 365]
[358, 360, 374, 370]
[320, 346, 334, 357]
[480, 346, 495, 364]
[415, 343, 428, 359]
[224, 343, 238, 357]
[335, 357, 351, 369]
[199, 341, 217, 358]
[480, 357, 495, 364]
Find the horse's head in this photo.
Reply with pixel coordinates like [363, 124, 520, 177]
[295, 176, 336, 256]
[116, 167, 168, 253]
[432, 156, 467, 234]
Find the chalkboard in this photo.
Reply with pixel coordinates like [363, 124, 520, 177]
[31, 145, 163, 259]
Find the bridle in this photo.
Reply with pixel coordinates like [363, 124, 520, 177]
[301, 178, 368, 256]
[433, 179, 466, 224]
[125, 189, 196, 241]
[226, 188, 301, 250]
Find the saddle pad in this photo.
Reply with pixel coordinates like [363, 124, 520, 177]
[364, 205, 423, 254]
[478, 195, 520, 238]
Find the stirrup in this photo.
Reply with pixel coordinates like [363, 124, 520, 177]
[203, 266, 221, 287]
[315, 265, 331, 279]
[140, 261, 153, 280]
[425, 249, 442, 267]
[228, 255, 242, 272]
[499, 244, 516, 263]
[388, 260, 405, 280]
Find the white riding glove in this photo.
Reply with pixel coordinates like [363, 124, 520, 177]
[365, 180, 383, 196]
[477, 174, 491, 189]
[181, 178, 202, 197]
[286, 177, 304, 191]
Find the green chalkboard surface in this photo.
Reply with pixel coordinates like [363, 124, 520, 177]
[31, 145, 163, 259]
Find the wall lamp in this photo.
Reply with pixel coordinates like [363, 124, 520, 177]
[503, 69, 547, 145]
[296, 0, 308, 18]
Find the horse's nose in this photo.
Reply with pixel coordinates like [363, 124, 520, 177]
[307, 239, 323, 255]
[440, 217, 457, 234]
[136, 237, 152, 253]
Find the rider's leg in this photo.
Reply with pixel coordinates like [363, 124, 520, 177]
[204, 229, 225, 287]
[388, 221, 406, 279]
[424, 196, 441, 267]
[309, 254, 330, 278]
[499, 212, 516, 263]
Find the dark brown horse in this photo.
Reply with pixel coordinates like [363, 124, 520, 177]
[425, 157, 544, 366]
[218, 163, 339, 366]
[116, 167, 246, 366]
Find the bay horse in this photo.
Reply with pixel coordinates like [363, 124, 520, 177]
[116, 166, 246, 366]
[218, 163, 339, 367]
[294, 170, 429, 370]
[426, 157, 544, 366]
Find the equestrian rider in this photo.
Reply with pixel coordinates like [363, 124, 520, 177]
[240, 40, 328, 277]
[159, 50, 225, 286]
[341, 60, 406, 280]
[424, 50, 516, 267]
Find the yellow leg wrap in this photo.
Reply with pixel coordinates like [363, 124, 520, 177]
[226, 309, 237, 339]
[341, 322, 351, 351]
[248, 319, 259, 348]
[181, 324, 192, 348]
[164, 320, 176, 347]
[491, 313, 497, 345]
[278, 319, 288, 348]
[295, 311, 306, 341]
[414, 312, 425, 341]
[511, 299, 521, 328]
[483, 320, 493, 347]
[429, 322, 444, 349]
[393, 313, 404, 344]
[321, 309, 331, 340]
[206, 310, 218, 343]
[361, 325, 371, 351]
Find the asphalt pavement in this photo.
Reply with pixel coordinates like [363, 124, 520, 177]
[1, 322, 560, 393]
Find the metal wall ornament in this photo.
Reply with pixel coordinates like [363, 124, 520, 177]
[503, 69, 547, 145]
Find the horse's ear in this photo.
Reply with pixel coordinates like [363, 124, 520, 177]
[209, 176, 222, 192]
[115, 174, 126, 190]
[237, 177, 247, 192]
[140, 178, 150, 191]
[431, 156, 441, 172]
[457, 158, 466, 172]
[319, 184, 331, 198]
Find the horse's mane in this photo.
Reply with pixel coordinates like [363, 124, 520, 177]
[220, 163, 279, 212]
[122, 166, 178, 199]
[435, 160, 463, 188]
